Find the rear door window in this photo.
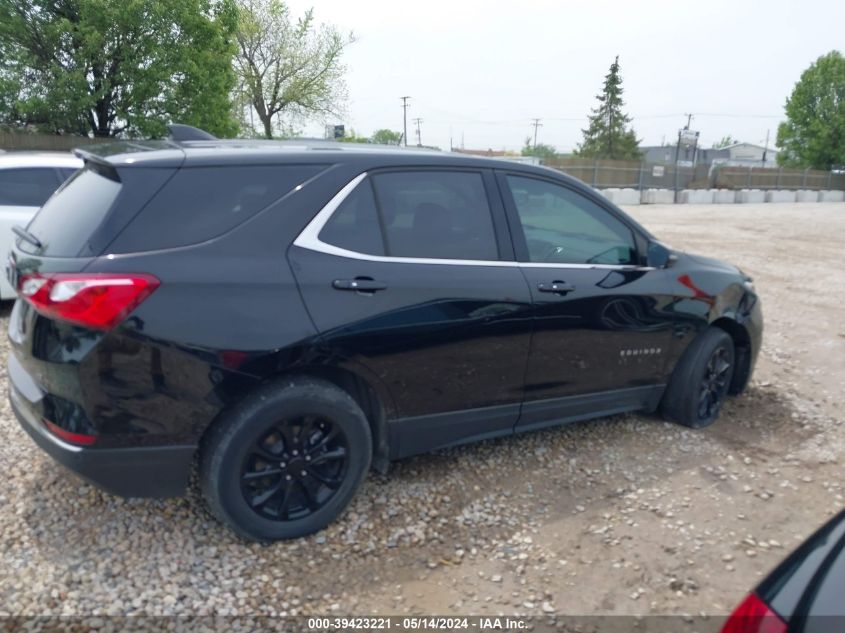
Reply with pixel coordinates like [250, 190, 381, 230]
[109, 165, 325, 252]
[21, 166, 122, 256]
[371, 171, 498, 260]
[0, 168, 61, 207]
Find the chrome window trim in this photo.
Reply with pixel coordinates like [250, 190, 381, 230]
[292, 172, 655, 272]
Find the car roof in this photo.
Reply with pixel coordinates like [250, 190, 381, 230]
[74, 138, 573, 181]
[71, 137, 655, 242]
[0, 151, 83, 169]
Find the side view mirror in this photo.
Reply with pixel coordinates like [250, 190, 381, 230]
[647, 241, 678, 269]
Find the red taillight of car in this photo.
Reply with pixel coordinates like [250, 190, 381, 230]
[43, 419, 97, 446]
[19, 273, 160, 331]
[721, 593, 788, 633]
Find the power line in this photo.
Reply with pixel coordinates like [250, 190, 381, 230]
[394, 104, 784, 151]
[692, 112, 783, 118]
[422, 112, 784, 126]
[400, 96, 411, 147]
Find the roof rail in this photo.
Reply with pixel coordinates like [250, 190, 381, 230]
[167, 124, 217, 142]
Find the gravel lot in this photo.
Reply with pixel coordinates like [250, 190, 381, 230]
[1, 202, 843, 618]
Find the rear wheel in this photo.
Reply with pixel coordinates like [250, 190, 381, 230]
[661, 327, 735, 428]
[200, 377, 372, 541]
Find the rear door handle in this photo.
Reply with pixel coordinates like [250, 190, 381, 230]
[332, 278, 388, 292]
[537, 280, 575, 295]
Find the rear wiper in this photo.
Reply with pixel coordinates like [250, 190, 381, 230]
[12, 225, 42, 249]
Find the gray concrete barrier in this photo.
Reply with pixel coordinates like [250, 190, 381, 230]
[713, 189, 736, 204]
[641, 188, 675, 204]
[680, 189, 715, 204]
[765, 190, 797, 203]
[818, 190, 845, 202]
[737, 189, 766, 203]
[601, 188, 641, 205]
[606, 188, 844, 205]
[795, 189, 819, 202]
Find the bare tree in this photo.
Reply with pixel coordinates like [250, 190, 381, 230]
[234, 0, 353, 138]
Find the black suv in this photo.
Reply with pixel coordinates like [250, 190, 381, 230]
[7, 131, 762, 541]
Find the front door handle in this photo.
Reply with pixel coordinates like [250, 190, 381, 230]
[332, 278, 388, 292]
[537, 280, 575, 295]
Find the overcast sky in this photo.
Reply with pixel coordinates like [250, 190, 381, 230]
[282, 0, 844, 153]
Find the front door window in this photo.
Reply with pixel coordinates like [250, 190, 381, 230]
[506, 175, 636, 265]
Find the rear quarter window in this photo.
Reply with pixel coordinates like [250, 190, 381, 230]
[108, 165, 325, 252]
[21, 166, 122, 256]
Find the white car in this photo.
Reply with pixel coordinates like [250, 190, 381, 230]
[0, 152, 83, 299]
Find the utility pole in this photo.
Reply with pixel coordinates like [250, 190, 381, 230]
[400, 96, 411, 147]
[531, 118, 543, 149]
[676, 113, 695, 164]
[413, 117, 423, 146]
[673, 128, 683, 204]
[674, 129, 682, 164]
[674, 113, 696, 202]
[762, 129, 770, 167]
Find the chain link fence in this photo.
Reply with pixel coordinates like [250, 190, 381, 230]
[542, 157, 845, 191]
[0, 130, 111, 152]
[713, 165, 840, 190]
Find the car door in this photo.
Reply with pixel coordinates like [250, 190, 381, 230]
[496, 172, 677, 431]
[0, 166, 64, 298]
[289, 167, 533, 458]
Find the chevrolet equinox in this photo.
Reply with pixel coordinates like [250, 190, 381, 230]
[7, 128, 763, 541]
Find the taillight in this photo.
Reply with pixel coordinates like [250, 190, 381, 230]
[43, 419, 97, 446]
[19, 273, 160, 330]
[721, 593, 787, 633]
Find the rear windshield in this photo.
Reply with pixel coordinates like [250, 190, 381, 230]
[108, 164, 325, 253]
[21, 166, 121, 256]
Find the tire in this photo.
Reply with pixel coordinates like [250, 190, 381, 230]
[200, 376, 372, 541]
[661, 327, 735, 429]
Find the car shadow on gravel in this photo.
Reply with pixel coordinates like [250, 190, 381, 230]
[15, 384, 811, 606]
[392, 384, 802, 496]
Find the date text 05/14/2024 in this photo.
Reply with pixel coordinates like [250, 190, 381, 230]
[306, 616, 528, 630]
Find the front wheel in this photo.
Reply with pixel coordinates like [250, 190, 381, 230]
[200, 377, 372, 541]
[661, 327, 735, 428]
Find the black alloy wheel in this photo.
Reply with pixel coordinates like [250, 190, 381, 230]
[661, 326, 735, 429]
[200, 376, 372, 541]
[241, 416, 349, 521]
[698, 346, 732, 421]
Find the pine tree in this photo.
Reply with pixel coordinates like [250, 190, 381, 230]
[576, 56, 641, 160]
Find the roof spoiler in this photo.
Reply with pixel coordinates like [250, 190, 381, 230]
[167, 124, 217, 142]
[71, 148, 121, 182]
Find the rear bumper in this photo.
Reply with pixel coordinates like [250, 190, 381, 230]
[9, 360, 194, 498]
